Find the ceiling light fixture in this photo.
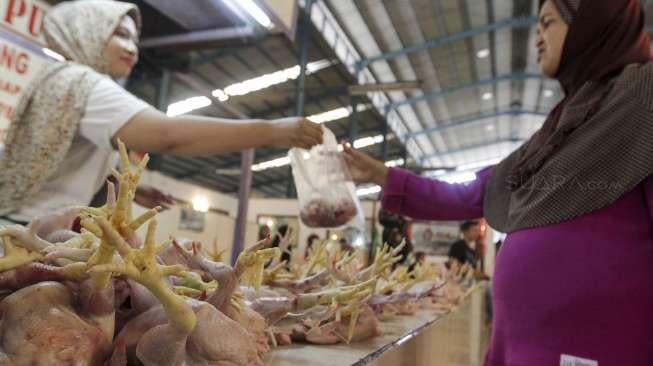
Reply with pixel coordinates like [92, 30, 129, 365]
[167, 59, 334, 116]
[192, 195, 210, 213]
[476, 49, 490, 59]
[439, 171, 477, 184]
[353, 134, 384, 149]
[356, 185, 381, 197]
[252, 133, 384, 172]
[251, 156, 291, 172]
[166, 96, 212, 117]
[385, 158, 405, 167]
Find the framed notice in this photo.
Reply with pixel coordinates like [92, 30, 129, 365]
[412, 221, 461, 256]
[179, 208, 205, 233]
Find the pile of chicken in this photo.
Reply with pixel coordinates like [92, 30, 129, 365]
[0, 142, 475, 366]
[254, 235, 476, 347]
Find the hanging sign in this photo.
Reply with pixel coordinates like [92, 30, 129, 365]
[1, 0, 49, 45]
[0, 0, 50, 145]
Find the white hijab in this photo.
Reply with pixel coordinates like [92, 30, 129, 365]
[0, 0, 140, 216]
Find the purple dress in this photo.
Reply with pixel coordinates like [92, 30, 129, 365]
[382, 167, 653, 366]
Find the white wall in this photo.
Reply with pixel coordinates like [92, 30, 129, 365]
[139, 171, 238, 216]
[134, 171, 243, 260]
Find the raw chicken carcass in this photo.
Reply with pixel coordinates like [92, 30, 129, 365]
[114, 299, 265, 366]
[0, 281, 113, 366]
[92, 211, 271, 366]
[298, 305, 380, 345]
[167, 238, 276, 355]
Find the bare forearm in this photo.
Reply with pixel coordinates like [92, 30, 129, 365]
[161, 114, 274, 155]
[116, 109, 277, 156]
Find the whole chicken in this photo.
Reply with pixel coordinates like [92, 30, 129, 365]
[0, 281, 112, 366]
[113, 299, 264, 366]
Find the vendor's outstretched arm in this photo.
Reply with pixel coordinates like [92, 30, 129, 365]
[114, 109, 322, 156]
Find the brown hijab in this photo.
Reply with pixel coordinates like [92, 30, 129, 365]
[510, 0, 651, 190]
[484, 0, 653, 232]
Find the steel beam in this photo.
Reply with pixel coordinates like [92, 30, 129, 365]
[348, 81, 421, 95]
[250, 88, 343, 118]
[387, 73, 543, 111]
[156, 70, 172, 110]
[189, 36, 273, 67]
[381, 118, 389, 162]
[358, 16, 537, 69]
[288, 1, 315, 198]
[149, 70, 172, 171]
[295, 0, 314, 117]
[407, 109, 547, 138]
[230, 149, 254, 265]
[421, 138, 524, 161]
[140, 25, 258, 49]
[348, 95, 362, 143]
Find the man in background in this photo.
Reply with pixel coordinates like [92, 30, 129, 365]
[448, 220, 489, 280]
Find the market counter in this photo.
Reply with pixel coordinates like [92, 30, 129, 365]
[266, 283, 488, 366]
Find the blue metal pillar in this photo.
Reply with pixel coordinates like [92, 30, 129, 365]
[348, 64, 363, 143]
[231, 149, 254, 265]
[149, 70, 172, 171]
[286, 0, 315, 198]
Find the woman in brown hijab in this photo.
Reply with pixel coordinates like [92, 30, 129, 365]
[345, 0, 653, 364]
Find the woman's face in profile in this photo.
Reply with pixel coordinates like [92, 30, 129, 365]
[536, 0, 569, 77]
[103, 15, 139, 79]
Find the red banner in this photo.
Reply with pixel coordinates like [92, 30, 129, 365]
[0, 0, 50, 146]
[0, 39, 47, 145]
[0, 0, 48, 45]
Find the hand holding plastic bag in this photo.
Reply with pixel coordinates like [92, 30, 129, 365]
[290, 127, 363, 228]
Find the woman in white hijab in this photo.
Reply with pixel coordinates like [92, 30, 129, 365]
[0, 0, 322, 223]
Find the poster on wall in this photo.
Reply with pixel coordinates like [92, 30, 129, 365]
[411, 221, 461, 256]
[0, 0, 51, 146]
[179, 208, 205, 233]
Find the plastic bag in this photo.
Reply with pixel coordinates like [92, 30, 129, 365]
[290, 127, 364, 228]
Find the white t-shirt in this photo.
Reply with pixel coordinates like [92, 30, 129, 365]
[8, 76, 152, 222]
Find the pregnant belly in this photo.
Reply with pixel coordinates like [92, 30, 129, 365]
[490, 213, 653, 365]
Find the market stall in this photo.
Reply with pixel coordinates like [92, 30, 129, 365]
[3, 0, 648, 365]
[0, 144, 485, 365]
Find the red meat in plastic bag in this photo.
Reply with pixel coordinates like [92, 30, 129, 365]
[290, 127, 363, 228]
